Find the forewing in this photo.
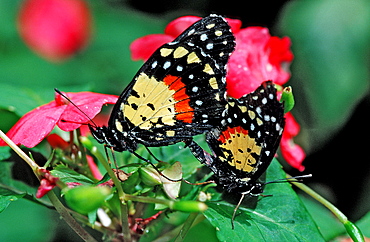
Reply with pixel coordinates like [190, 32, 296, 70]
[109, 15, 235, 147]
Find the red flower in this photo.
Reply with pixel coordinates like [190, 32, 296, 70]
[227, 27, 293, 98]
[280, 112, 305, 171]
[17, 0, 92, 62]
[0, 92, 118, 148]
[130, 16, 242, 61]
[36, 168, 59, 198]
[130, 15, 304, 170]
[47, 133, 70, 150]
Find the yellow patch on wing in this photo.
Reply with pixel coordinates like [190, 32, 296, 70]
[173, 46, 189, 58]
[209, 77, 218, 89]
[187, 52, 201, 64]
[215, 30, 223, 36]
[203, 64, 215, 75]
[124, 73, 177, 129]
[160, 48, 174, 57]
[219, 126, 262, 172]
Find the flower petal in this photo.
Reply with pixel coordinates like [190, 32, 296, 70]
[47, 133, 69, 149]
[280, 112, 305, 171]
[86, 155, 103, 180]
[226, 27, 294, 98]
[57, 92, 118, 131]
[227, 27, 271, 98]
[130, 34, 174, 61]
[281, 133, 305, 172]
[284, 112, 300, 136]
[164, 16, 201, 37]
[225, 18, 242, 33]
[0, 101, 66, 148]
[265, 36, 294, 85]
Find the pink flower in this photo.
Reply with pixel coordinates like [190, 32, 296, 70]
[130, 15, 304, 170]
[0, 91, 118, 148]
[280, 112, 305, 171]
[130, 16, 242, 61]
[227, 27, 293, 98]
[36, 168, 59, 198]
[17, 0, 92, 62]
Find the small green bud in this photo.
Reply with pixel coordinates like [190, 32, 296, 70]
[344, 221, 364, 242]
[139, 167, 162, 186]
[64, 186, 111, 214]
[79, 136, 93, 150]
[171, 200, 208, 213]
[280, 86, 295, 113]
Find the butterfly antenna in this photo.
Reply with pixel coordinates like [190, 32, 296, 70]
[264, 174, 312, 185]
[131, 150, 182, 182]
[144, 146, 208, 184]
[54, 88, 98, 128]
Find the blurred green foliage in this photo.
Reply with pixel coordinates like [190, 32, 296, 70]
[277, 0, 370, 150]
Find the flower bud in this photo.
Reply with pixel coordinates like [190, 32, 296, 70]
[171, 200, 208, 213]
[64, 186, 111, 214]
[344, 221, 364, 242]
[17, 0, 92, 62]
[139, 167, 162, 186]
[280, 86, 295, 113]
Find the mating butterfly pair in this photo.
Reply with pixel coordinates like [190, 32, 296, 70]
[90, 14, 285, 217]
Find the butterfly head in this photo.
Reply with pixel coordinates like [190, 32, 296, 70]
[89, 125, 136, 152]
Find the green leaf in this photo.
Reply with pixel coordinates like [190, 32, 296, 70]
[0, 199, 56, 241]
[203, 159, 324, 241]
[0, 192, 25, 213]
[0, 151, 51, 207]
[51, 165, 94, 185]
[299, 194, 344, 240]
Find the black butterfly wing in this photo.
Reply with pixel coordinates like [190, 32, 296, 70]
[108, 15, 235, 147]
[206, 81, 285, 183]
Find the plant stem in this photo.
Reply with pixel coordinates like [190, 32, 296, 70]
[174, 213, 199, 242]
[153, 213, 205, 242]
[124, 194, 174, 207]
[293, 181, 364, 242]
[88, 145, 132, 241]
[0, 130, 38, 170]
[48, 191, 98, 242]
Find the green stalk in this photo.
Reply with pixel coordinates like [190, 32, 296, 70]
[47, 191, 98, 242]
[293, 181, 364, 242]
[124, 194, 174, 207]
[174, 213, 199, 242]
[82, 138, 131, 241]
[0, 130, 38, 170]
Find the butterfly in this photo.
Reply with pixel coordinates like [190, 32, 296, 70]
[186, 81, 286, 227]
[90, 15, 235, 161]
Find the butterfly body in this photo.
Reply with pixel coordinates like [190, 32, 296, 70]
[90, 15, 235, 152]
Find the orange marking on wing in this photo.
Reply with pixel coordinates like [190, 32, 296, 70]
[219, 126, 248, 143]
[163, 75, 194, 123]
